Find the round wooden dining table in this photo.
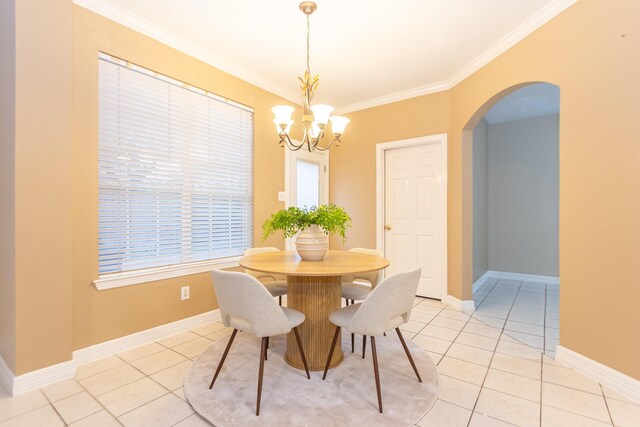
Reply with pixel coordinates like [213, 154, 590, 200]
[239, 250, 389, 371]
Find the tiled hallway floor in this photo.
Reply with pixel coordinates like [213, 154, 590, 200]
[472, 277, 559, 358]
[1, 298, 639, 426]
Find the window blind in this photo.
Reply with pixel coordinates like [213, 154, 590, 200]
[98, 53, 254, 275]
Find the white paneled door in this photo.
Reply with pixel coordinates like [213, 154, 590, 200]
[383, 138, 446, 299]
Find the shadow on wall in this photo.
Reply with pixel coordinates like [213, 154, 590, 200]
[469, 83, 560, 284]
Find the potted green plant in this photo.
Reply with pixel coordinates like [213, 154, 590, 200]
[262, 204, 352, 260]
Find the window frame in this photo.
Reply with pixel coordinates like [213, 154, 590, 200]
[93, 53, 253, 290]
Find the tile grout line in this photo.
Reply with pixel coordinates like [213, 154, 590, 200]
[108, 327, 223, 423]
[473, 279, 617, 425]
[75, 340, 195, 424]
[465, 279, 525, 427]
[66, 376, 124, 426]
[475, 278, 552, 358]
[38, 388, 70, 427]
[600, 383, 616, 425]
[539, 312, 544, 427]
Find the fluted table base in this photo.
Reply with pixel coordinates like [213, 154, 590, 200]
[285, 275, 343, 371]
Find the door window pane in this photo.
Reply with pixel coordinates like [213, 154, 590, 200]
[296, 160, 319, 209]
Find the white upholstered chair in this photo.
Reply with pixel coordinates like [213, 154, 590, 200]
[341, 247, 384, 352]
[322, 268, 422, 413]
[209, 270, 310, 416]
[341, 247, 384, 303]
[243, 247, 288, 306]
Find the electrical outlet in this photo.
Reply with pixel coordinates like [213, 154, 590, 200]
[180, 286, 190, 301]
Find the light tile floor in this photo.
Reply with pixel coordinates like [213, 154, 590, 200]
[473, 277, 559, 358]
[1, 296, 639, 426]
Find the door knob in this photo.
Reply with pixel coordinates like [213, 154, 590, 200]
[384, 225, 392, 231]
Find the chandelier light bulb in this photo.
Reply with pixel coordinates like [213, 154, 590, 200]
[329, 116, 350, 136]
[273, 118, 293, 135]
[311, 122, 322, 139]
[272, 105, 295, 129]
[310, 104, 334, 126]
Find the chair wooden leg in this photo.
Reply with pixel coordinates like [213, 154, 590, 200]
[265, 337, 269, 360]
[279, 295, 282, 306]
[370, 336, 383, 413]
[351, 299, 355, 305]
[345, 298, 349, 306]
[396, 328, 422, 382]
[362, 335, 367, 359]
[209, 328, 238, 389]
[256, 337, 267, 416]
[351, 333, 355, 353]
[293, 327, 311, 379]
[322, 326, 341, 380]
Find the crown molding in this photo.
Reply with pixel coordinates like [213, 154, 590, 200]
[333, 81, 451, 115]
[73, 0, 301, 105]
[336, 0, 576, 114]
[74, 0, 576, 114]
[447, 0, 577, 88]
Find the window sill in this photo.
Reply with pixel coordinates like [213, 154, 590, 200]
[93, 257, 241, 290]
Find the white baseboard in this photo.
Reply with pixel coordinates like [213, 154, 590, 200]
[73, 309, 220, 365]
[556, 345, 640, 403]
[472, 271, 493, 293]
[487, 270, 559, 285]
[2, 309, 220, 396]
[444, 294, 475, 313]
[13, 360, 76, 396]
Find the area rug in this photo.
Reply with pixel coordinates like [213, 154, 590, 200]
[184, 331, 439, 426]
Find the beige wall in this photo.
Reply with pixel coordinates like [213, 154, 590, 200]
[6, 0, 639, 382]
[3, 2, 300, 375]
[488, 114, 559, 276]
[330, 92, 451, 249]
[332, 1, 640, 379]
[0, 0, 17, 371]
[7, 0, 75, 374]
[70, 6, 299, 355]
[472, 119, 488, 282]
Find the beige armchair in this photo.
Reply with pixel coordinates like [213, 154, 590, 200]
[210, 270, 310, 416]
[322, 268, 422, 413]
[243, 247, 288, 305]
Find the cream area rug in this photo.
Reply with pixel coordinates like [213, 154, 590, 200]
[184, 331, 439, 426]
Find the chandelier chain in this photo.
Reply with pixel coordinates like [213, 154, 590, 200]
[306, 14, 311, 73]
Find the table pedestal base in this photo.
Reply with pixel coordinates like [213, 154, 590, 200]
[285, 275, 343, 371]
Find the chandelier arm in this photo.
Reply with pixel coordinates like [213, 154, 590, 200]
[279, 132, 306, 151]
[308, 131, 338, 152]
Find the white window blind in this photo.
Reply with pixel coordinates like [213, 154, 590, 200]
[98, 53, 254, 276]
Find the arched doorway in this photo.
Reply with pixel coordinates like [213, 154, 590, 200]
[465, 82, 560, 357]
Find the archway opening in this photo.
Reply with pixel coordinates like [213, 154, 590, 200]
[468, 82, 560, 357]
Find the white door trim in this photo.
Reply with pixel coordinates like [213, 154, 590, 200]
[375, 133, 448, 289]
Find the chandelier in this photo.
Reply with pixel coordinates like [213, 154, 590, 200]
[272, 2, 350, 152]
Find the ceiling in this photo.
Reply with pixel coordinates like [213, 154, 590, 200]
[75, 0, 575, 113]
[484, 83, 560, 124]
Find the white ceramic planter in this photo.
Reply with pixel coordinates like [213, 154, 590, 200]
[295, 225, 328, 261]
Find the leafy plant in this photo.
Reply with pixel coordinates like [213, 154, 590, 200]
[261, 204, 352, 243]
